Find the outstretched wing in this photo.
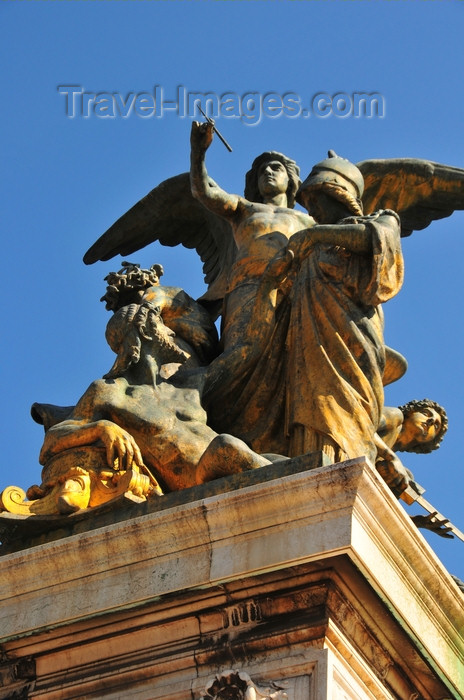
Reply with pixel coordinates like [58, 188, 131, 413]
[358, 159, 464, 236]
[83, 173, 236, 303]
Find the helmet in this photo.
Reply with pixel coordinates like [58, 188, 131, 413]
[297, 150, 364, 215]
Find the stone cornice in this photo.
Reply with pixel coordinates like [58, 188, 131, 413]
[1, 457, 463, 696]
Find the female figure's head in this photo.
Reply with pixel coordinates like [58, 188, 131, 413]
[297, 150, 364, 222]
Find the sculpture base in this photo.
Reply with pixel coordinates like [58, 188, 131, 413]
[0, 455, 463, 699]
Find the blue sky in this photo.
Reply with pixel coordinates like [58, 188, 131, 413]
[1, 2, 463, 577]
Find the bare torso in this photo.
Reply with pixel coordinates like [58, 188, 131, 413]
[189, 125, 314, 348]
[232, 202, 312, 263]
[67, 376, 214, 490]
[221, 202, 313, 348]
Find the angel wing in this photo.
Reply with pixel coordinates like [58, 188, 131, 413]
[83, 173, 236, 306]
[358, 158, 464, 236]
[84, 158, 464, 308]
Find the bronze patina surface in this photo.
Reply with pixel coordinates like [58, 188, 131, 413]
[2, 125, 464, 535]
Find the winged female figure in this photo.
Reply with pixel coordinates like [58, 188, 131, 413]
[83, 125, 464, 481]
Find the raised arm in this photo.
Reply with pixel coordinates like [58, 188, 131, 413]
[190, 121, 241, 219]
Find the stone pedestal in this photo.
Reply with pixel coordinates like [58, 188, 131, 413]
[1, 456, 463, 699]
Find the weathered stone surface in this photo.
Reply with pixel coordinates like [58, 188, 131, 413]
[0, 459, 463, 698]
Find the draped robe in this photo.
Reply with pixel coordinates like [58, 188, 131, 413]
[205, 210, 404, 465]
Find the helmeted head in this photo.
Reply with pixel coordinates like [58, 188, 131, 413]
[296, 150, 364, 218]
[104, 302, 189, 379]
[397, 398, 448, 454]
[245, 151, 301, 208]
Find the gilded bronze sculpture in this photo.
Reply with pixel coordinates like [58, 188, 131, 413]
[1, 254, 293, 515]
[2, 122, 464, 535]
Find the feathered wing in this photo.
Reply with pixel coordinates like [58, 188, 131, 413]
[84, 159, 464, 304]
[358, 158, 464, 236]
[83, 172, 236, 304]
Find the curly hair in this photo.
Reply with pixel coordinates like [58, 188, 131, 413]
[244, 151, 301, 208]
[104, 302, 188, 379]
[398, 398, 448, 454]
[101, 261, 164, 312]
